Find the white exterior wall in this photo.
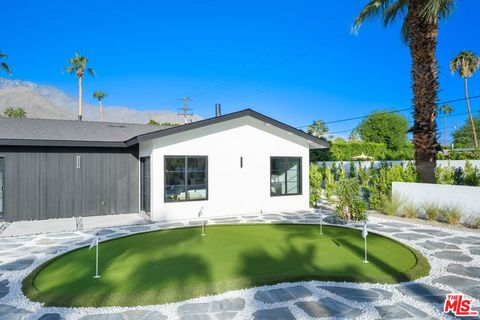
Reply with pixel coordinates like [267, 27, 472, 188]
[392, 182, 480, 220]
[139, 117, 312, 222]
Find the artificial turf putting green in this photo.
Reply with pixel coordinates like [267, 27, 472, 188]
[23, 224, 429, 307]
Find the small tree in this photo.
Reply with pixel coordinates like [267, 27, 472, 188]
[335, 178, 367, 221]
[148, 119, 160, 125]
[452, 118, 480, 148]
[309, 164, 323, 206]
[4, 107, 26, 118]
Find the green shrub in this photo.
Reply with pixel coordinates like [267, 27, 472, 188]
[402, 202, 418, 219]
[324, 167, 336, 201]
[464, 161, 480, 186]
[309, 164, 323, 206]
[335, 178, 367, 221]
[436, 165, 455, 185]
[423, 203, 440, 221]
[438, 206, 462, 225]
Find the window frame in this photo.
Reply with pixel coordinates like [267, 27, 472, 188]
[270, 156, 302, 197]
[164, 155, 208, 203]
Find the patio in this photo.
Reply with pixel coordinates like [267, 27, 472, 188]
[0, 209, 478, 319]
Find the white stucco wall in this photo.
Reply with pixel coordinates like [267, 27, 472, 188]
[139, 117, 313, 222]
[392, 182, 480, 219]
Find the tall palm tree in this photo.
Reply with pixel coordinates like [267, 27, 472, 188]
[64, 53, 95, 121]
[0, 51, 11, 75]
[353, 0, 455, 183]
[439, 104, 453, 146]
[450, 50, 480, 148]
[93, 90, 107, 122]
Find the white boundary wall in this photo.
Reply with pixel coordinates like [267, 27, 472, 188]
[319, 160, 480, 171]
[392, 182, 480, 219]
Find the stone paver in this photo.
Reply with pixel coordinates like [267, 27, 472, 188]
[393, 233, 430, 241]
[254, 285, 312, 303]
[319, 285, 393, 302]
[80, 310, 167, 320]
[295, 297, 363, 319]
[443, 237, 480, 246]
[447, 264, 480, 279]
[417, 240, 460, 250]
[376, 302, 434, 319]
[411, 228, 451, 237]
[0, 256, 35, 270]
[379, 222, 413, 228]
[178, 298, 245, 320]
[38, 314, 66, 320]
[0, 304, 30, 319]
[396, 283, 449, 304]
[433, 250, 473, 262]
[434, 276, 480, 300]
[469, 246, 480, 256]
[252, 307, 295, 320]
[0, 280, 8, 299]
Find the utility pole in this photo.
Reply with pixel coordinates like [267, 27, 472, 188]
[177, 96, 193, 124]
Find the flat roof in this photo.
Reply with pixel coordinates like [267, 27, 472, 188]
[0, 109, 329, 148]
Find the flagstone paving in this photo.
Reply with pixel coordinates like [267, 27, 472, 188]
[0, 209, 479, 319]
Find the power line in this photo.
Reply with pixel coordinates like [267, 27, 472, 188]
[324, 107, 480, 136]
[296, 95, 480, 129]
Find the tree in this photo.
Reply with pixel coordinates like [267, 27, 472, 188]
[354, 0, 455, 183]
[452, 118, 480, 148]
[450, 50, 480, 148]
[4, 107, 26, 118]
[307, 120, 328, 137]
[64, 53, 95, 121]
[147, 119, 160, 125]
[356, 111, 409, 150]
[0, 51, 11, 75]
[93, 90, 107, 122]
[439, 104, 454, 146]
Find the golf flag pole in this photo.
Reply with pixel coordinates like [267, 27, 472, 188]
[198, 206, 206, 236]
[362, 221, 369, 263]
[319, 207, 323, 235]
[89, 233, 101, 278]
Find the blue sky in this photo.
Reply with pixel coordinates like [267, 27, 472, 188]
[3, 0, 479, 140]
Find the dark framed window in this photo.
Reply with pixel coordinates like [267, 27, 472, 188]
[165, 156, 208, 202]
[270, 157, 302, 196]
[140, 157, 151, 212]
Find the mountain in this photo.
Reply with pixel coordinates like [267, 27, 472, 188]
[0, 78, 202, 124]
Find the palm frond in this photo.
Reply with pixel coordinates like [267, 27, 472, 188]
[400, 18, 410, 44]
[420, 0, 455, 23]
[383, 0, 407, 26]
[352, 0, 391, 34]
[0, 52, 7, 59]
[1, 62, 11, 75]
[86, 67, 95, 76]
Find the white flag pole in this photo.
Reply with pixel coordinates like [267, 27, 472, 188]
[362, 221, 369, 263]
[319, 207, 323, 235]
[89, 234, 101, 278]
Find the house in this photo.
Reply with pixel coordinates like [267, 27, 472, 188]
[0, 109, 328, 222]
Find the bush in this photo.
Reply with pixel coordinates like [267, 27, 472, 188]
[436, 165, 455, 185]
[423, 203, 440, 221]
[380, 195, 404, 216]
[311, 141, 387, 161]
[324, 167, 336, 201]
[335, 178, 367, 221]
[309, 164, 323, 206]
[464, 161, 480, 186]
[438, 206, 462, 225]
[401, 202, 418, 219]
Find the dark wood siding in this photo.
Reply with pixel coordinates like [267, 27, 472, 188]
[0, 145, 139, 222]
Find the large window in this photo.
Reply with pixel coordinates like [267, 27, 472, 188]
[165, 156, 208, 202]
[270, 157, 302, 196]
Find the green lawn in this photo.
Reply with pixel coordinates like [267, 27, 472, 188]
[23, 224, 429, 307]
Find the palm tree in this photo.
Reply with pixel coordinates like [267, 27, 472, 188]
[353, 0, 455, 183]
[439, 104, 453, 146]
[0, 51, 11, 75]
[307, 120, 328, 137]
[64, 53, 95, 121]
[93, 90, 107, 122]
[450, 51, 480, 148]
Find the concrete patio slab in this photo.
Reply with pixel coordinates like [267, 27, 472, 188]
[0, 218, 76, 237]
